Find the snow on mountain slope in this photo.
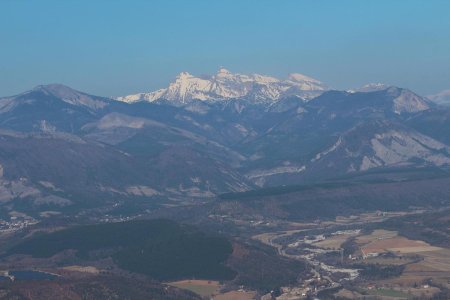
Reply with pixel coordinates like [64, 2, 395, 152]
[0, 84, 110, 114]
[345, 85, 431, 114]
[348, 83, 390, 93]
[363, 129, 450, 169]
[116, 68, 328, 104]
[311, 121, 450, 173]
[0, 84, 113, 132]
[34, 84, 109, 110]
[428, 89, 450, 106]
[387, 87, 432, 114]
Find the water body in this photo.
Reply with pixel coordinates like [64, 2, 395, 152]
[0, 270, 59, 281]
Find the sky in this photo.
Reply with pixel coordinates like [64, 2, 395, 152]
[1, 0, 450, 97]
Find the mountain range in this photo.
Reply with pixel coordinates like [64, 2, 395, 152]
[1, 70, 450, 217]
[116, 68, 328, 104]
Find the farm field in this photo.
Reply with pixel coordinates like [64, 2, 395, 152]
[396, 249, 450, 288]
[334, 289, 364, 299]
[356, 229, 398, 245]
[356, 230, 441, 255]
[356, 229, 450, 290]
[213, 290, 257, 300]
[364, 288, 410, 298]
[363, 286, 440, 299]
[362, 237, 441, 254]
[314, 232, 358, 249]
[168, 280, 221, 297]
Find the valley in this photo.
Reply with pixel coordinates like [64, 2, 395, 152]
[1, 199, 448, 299]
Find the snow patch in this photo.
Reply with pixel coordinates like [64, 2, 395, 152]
[312, 137, 342, 162]
[247, 165, 306, 180]
[126, 186, 160, 197]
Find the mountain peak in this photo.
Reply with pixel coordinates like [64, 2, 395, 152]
[34, 83, 76, 95]
[287, 73, 321, 84]
[117, 69, 329, 104]
[175, 71, 193, 79]
[32, 84, 108, 110]
[384, 87, 432, 114]
[351, 83, 390, 93]
[427, 89, 450, 106]
[217, 67, 231, 75]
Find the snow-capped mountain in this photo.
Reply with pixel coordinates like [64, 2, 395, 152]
[428, 89, 450, 106]
[348, 83, 390, 93]
[116, 68, 328, 104]
[0, 84, 110, 114]
[0, 84, 114, 132]
[33, 84, 110, 110]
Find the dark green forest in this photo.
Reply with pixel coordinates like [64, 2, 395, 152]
[8, 219, 235, 281]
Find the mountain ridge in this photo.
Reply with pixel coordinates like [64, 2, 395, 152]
[116, 68, 328, 104]
[0, 81, 448, 218]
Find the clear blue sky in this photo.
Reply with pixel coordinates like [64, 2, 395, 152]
[1, 0, 450, 97]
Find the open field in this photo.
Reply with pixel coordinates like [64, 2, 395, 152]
[404, 287, 440, 298]
[168, 280, 221, 297]
[356, 229, 398, 244]
[334, 289, 364, 299]
[354, 228, 450, 289]
[61, 265, 100, 274]
[396, 249, 450, 288]
[362, 237, 441, 254]
[314, 233, 357, 249]
[168, 280, 257, 299]
[213, 290, 257, 300]
[356, 230, 441, 255]
[364, 286, 440, 299]
[349, 228, 450, 292]
[334, 211, 412, 225]
[417, 249, 450, 271]
[362, 257, 412, 266]
[364, 288, 410, 299]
